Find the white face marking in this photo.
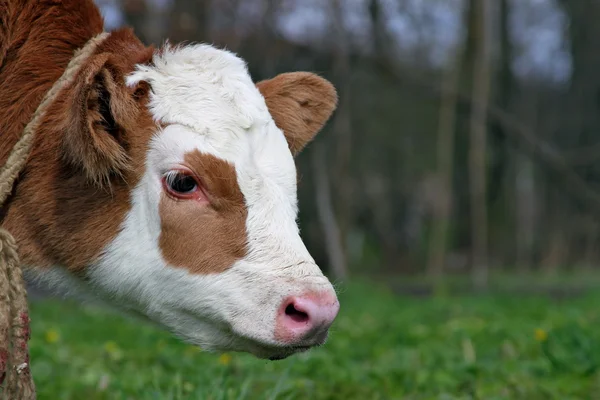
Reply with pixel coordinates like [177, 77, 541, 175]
[52, 43, 339, 358]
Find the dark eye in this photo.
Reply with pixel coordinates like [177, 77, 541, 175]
[166, 173, 198, 194]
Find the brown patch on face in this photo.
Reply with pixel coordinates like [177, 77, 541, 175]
[1, 4, 159, 272]
[256, 72, 338, 156]
[158, 150, 249, 274]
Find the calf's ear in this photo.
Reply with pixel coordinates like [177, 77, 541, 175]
[256, 72, 338, 156]
[61, 51, 151, 186]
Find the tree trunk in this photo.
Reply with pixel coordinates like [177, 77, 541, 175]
[557, 0, 600, 150]
[514, 153, 536, 270]
[514, 94, 537, 271]
[426, 47, 463, 283]
[122, 0, 148, 42]
[329, 0, 353, 263]
[311, 145, 348, 282]
[468, 0, 491, 290]
[541, 228, 567, 276]
[582, 219, 598, 270]
[168, 0, 211, 43]
[122, 0, 169, 46]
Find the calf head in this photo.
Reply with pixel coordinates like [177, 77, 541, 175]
[19, 30, 339, 360]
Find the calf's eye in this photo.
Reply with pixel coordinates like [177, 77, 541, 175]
[170, 174, 197, 193]
[164, 172, 199, 197]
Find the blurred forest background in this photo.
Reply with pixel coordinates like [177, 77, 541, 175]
[96, 0, 600, 291]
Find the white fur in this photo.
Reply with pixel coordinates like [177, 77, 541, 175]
[46, 43, 338, 358]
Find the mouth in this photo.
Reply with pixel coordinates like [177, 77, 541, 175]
[181, 327, 323, 361]
[259, 328, 330, 361]
[267, 345, 313, 361]
[168, 309, 330, 361]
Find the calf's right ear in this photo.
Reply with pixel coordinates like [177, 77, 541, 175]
[60, 52, 151, 186]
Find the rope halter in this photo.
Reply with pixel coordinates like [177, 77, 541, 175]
[0, 32, 109, 400]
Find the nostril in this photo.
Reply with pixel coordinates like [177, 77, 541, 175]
[275, 293, 339, 345]
[284, 302, 309, 323]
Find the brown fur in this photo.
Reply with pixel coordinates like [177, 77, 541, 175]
[0, 0, 103, 164]
[256, 72, 338, 156]
[159, 151, 248, 274]
[1, 1, 156, 271]
[61, 30, 155, 187]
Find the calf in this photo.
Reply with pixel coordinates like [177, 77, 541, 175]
[0, 0, 339, 361]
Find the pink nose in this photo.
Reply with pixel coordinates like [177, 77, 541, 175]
[274, 291, 340, 345]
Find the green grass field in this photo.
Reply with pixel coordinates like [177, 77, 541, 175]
[27, 281, 600, 399]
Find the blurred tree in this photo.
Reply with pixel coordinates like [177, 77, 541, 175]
[468, 0, 491, 290]
[328, 0, 353, 264]
[513, 95, 537, 272]
[122, 0, 148, 41]
[554, 0, 600, 272]
[557, 0, 600, 152]
[426, 34, 464, 284]
[311, 145, 348, 281]
[122, 0, 168, 45]
[168, 0, 211, 43]
[211, 0, 244, 51]
[309, 0, 351, 280]
[256, 0, 279, 77]
[492, 0, 536, 272]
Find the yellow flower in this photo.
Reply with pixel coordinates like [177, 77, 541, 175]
[218, 353, 232, 366]
[534, 328, 548, 342]
[44, 329, 60, 344]
[104, 341, 123, 361]
[104, 341, 119, 353]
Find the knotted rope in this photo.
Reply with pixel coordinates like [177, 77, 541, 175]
[0, 32, 108, 400]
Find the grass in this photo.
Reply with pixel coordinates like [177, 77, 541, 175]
[25, 281, 600, 399]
